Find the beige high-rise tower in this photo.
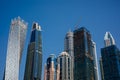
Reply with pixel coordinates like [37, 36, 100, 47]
[57, 52, 72, 80]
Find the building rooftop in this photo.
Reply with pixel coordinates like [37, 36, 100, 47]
[74, 27, 90, 34]
[32, 22, 42, 31]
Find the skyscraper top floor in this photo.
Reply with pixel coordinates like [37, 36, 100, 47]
[74, 27, 90, 34]
[11, 16, 28, 27]
[32, 22, 42, 31]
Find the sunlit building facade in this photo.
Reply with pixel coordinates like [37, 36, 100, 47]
[99, 57, 104, 80]
[44, 54, 60, 80]
[4, 17, 27, 80]
[104, 32, 115, 47]
[91, 41, 99, 80]
[24, 23, 42, 80]
[57, 52, 72, 80]
[64, 30, 74, 80]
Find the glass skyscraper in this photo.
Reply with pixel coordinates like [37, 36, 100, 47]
[24, 23, 42, 80]
[74, 27, 95, 80]
[4, 17, 27, 80]
[101, 32, 120, 80]
[44, 54, 60, 80]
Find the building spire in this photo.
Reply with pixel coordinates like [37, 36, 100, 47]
[104, 32, 115, 47]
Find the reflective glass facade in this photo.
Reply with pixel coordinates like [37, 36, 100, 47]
[101, 45, 120, 80]
[74, 27, 95, 80]
[24, 23, 42, 80]
[44, 54, 60, 80]
[4, 17, 27, 80]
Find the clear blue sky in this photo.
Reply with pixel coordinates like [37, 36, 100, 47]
[0, 0, 120, 80]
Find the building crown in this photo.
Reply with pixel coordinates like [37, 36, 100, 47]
[32, 22, 41, 31]
[104, 32, 115, 47]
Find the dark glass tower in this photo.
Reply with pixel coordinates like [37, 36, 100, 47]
[74, 27, 95, 80]
[24, 23, 42, 80]
[101, 45, 120, 80]
[101, 32, 120, 80]
[99, 57, 104, 80]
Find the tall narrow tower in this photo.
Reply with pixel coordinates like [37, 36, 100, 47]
[57, 52, 72, 80]
[64, 30, 74, 80]
[24, 23, 42, 80]
[74, 27, 95, 80]
[4, 17, 27, 80]
[91, 41, 99, 80]
[64, 30, 74, 59]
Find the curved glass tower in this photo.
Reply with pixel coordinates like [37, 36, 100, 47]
[24, 23, 42, 80]
[5, 17, 27, 80]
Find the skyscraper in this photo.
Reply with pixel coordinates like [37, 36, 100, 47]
[24, 23, 42, 80]
[91, 41, 99, 80]
[57, 52, 72, 80]
[4, 17, 27, 80]
[44, 54, 60, 80]
[74, 27, 95, 80]
[64, 30, 74, 80]
[101, 32, 120, 80]
[64, 30, 74, 61]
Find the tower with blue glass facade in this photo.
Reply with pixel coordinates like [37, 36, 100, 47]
[44, 54, 60, 80]
[74, 27, 95, 80]
[101, 32, 120, 80]
[24, 23, 42, 80]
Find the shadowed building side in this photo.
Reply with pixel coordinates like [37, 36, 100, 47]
[99, 57, 104, 80]
[74, 27, 95, 80]
[101, 32, 120, 80]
